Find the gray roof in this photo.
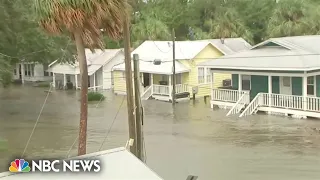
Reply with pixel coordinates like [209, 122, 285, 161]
[0, 147, 164, 180]
[198, 38, 252, 55]
[199, 35, 320, 72]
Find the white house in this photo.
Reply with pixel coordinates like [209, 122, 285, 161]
[47, 48, 124, 90]
[0, 147, 164, 180]
[12, 62, 52, 83]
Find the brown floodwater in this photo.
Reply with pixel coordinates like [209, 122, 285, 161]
[0, 85, 320, 180]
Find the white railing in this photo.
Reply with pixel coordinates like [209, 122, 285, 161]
[307, 96, 320, 112]
[239, 93, 262, 117]
[212, 89, 247, 103]
[175, 84, 189, 94]
[141, 86, 153, 100]
[260, 93, 320, 112]
[153, 85, 170, 95]
[226, 92, 250, 116]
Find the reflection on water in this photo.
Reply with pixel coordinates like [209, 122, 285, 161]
[0, 85, 320, 180]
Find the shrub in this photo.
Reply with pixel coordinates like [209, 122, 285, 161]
[0, 71, 12, 88]
[88, 91, 105, 101]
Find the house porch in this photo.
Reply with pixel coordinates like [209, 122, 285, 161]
[52, 67, 103, 91]
[140, 73, 190, 102]
[209, 71, 320, 119]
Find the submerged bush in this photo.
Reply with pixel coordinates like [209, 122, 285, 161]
[0, 71, 12, 88]
[88, 91, 105, 101]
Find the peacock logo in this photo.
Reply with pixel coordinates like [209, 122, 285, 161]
[9, 159, 31, 172]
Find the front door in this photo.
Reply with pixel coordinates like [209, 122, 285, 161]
[143, 73, 150, 87]
[280, 76, 292, 95]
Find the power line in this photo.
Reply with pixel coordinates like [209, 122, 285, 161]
[21, 85, 52, 158]
[98, 94, 126, 151]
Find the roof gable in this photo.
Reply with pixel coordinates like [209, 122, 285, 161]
[251, 39, 292, 50]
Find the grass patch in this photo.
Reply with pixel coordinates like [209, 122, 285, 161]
[88, 91, 105, 101]
[36, 82, 51, 88]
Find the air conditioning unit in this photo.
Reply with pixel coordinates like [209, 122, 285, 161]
[222, 79, 231, 87]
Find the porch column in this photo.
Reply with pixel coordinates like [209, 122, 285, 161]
[21, 63, 25, 84]
[238, 74, 242, 99]
[63, 74, 67, 89]
[238, 74, 242, 91]
[211, 72, 214, 101]
[52, 73, 56, 88]
[302, 75, 308, 111]
[151, 74, 153, 94]
[268, 75, 272, 107]
[93, 73, 96, 91]
[75, 74, 78, 89]
[169, 75, 172, 99]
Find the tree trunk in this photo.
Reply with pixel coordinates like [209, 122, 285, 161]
[74, 30, 88, 156]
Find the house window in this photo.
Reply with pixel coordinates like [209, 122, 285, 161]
[198, 67, 204, 83]
[13, 69, 17, 75]
[242, 75, 251, 90]
[175, 74, 182, 84]
[206, 68, 211, 83]
[283, 77, 291, 87]
[307, 76, 315, 95]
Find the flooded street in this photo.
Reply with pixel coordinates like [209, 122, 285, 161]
[1, 85, 320, 180]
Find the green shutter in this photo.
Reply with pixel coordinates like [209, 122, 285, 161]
[250, 75, 268, 100]
[316, 75, 320, 97]
[292, 77, 302, 96]
[272, 76, 280, 94]
[232, 74, 238, 89]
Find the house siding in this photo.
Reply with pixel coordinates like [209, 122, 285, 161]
[292, 77, 302, 96]
[180, 44, 228, 97]
[102, 52, 124, 89]
[250, 75, 268, 100]
[317, 75, 320, 97]
[113, 70, 127, 94]
[272, 76, 280, 94]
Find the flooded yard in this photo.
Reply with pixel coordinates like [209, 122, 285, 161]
[0, 85, 320, 180]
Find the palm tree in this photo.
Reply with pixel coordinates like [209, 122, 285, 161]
[206, 7, 253, 44]
[34, 0, 128, 155]
[266, 0, 313, 37]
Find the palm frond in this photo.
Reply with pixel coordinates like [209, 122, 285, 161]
[34, 0, 130, 49]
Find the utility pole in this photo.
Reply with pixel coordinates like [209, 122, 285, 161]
[133, 54, 144, 161]
[123, 7, 137, 156]
[172, 28, 176, 105]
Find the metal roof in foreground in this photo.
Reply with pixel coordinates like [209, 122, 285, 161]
[0, 147, 164, 180]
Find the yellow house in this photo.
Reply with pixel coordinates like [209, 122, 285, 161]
[112, 39, 251, 102]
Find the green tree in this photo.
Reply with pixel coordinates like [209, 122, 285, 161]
[34, 0, 128, 155]
[266, 0, 318, 37]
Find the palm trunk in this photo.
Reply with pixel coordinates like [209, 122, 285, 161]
[74, 30, 88, 156]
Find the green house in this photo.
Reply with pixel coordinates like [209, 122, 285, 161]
[199, 35, 320, 119]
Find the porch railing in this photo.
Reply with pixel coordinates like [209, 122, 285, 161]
[212, 89, 248, 103]
[175, 84, 189, 94]
[239, 93, 262, 117]
[141, 86, 153, 100]
[153, 85, 170, 95]
[260, 93, 320, 112]
[226, 92, 250, 116]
